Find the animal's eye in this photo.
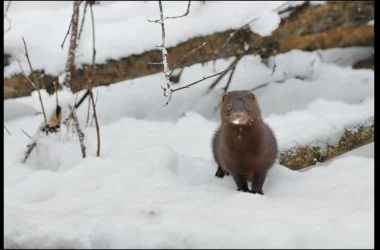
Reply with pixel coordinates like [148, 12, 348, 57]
[228, 104, 233, 111]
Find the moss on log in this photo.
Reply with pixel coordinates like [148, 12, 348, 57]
[279, 119, 374, 170]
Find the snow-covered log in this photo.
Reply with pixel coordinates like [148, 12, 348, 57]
[279, 119, 374, 170]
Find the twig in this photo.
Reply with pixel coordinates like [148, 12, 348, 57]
[164, 0, 191, 20]
[148, 0, 191, 22]
[77, 1, 89, 42]
[172, 65, 237, 93]
[89, 2, 96, 83]
[4, 1, 12, 33]
[85, 94, 91, 127]
[16, 59, 48, 126]
[21, 37, 47, 124]
[4, 125, 11, 135]
[208, 56, 242, 91]
[223, 64, 237, 93]
[85, 66, 100, 157]
[69, 105, 86, 158]
[21, 129, 32, 139]
[250, 82, 270, 92]
[62, 1, 81, 89]
[61, 0, 83, 49]
[90, 90, 99, 127]
[168, 42, 207, 78]
[22, 140, 37, 164]
[4, 1, 11, 16]
[53, 81, 59, 106]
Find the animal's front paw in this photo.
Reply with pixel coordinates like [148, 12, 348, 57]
[215, 166, 229, 178]
[250, 189, 264, 195]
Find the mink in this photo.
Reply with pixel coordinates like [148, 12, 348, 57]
[212, 90, 278, 195]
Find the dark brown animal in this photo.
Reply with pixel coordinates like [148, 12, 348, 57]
[212, 90, 278, 195]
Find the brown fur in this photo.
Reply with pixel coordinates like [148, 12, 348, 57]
[212, 90, 278, 195]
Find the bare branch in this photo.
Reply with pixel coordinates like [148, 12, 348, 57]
[77, 1, 89, 42]
[22, 140, 37, 164]
[4, 1, 12, 33]
[61, 0, 83, 49]
[148, 0, 191, 22]
[89, 2, 96, 83]
[208, 56, 242, 91]
[90, 90, 99, 127]
[53, 81, 59, 106]
[85, 66, 100, 157]
[168, 42, 207, 78]
[164, 0, 191, 20]
[4, 1, 11, 16]
[69, 105, 86, 158]
[250, 82, 270, 92]
[85, 95, 91, 127]
[62, 1, 81, 89]
[4, 125, 11, 136]
[16, 58, 47, 126]
[171, 65, 238, 93]
[21, 129, 32, 139]
[223, 64, 237, 93]
[147, 61, 164, 65]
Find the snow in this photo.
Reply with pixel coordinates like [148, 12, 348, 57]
[4, 1, 374, 249]
[248, 11, 281, 37]
[4, 1, 290, 77]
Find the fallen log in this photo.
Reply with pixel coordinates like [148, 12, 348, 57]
[353, 58, 374, 70]
[279, 118, 374, 170]
[4, 1, 374, 99]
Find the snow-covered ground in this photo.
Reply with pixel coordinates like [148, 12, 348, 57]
[4, 1, 374, 249]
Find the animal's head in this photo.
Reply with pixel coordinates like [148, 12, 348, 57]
[220, 90, 262, 127]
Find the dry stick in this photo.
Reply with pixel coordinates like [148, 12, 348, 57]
[69, 105, 86, 158]
[53, 81, 59, 106]
[4, 1, 12, 33]
[16, 60, 48, 126]
[85, 95, 91, 127]
[61, 0, 83, 49]
[21, 37, 48, 125]
[4, 125, 11, 136]
[250, 82, 270, 92]
[171, 65, 237, 93]
[223, 64, 237, 93]
[22, 140, 37, 164]
[90, 91, 99, 127]
[86, 2, 97, 127]
[21, 129, 32, 139]
[148, 0, 191, 23]
[168, 42, 207, 78]
[208, 56, 242, 91]
[163, 0, 191, 20]
[4, 1, 11, 17]
[77, 1, 89, 42]
[89, 2, 96, 82]
[62, 1, 81, 89]
[85, 66, 100, 157]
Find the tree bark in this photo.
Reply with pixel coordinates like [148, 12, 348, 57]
[279, 119, 374, 170]
[4, 1, 374, 99]
[62, 1, 81, 90]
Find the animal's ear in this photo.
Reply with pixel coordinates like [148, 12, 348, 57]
[222, 93, 229, 102]
[247, 91, 256, 100]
